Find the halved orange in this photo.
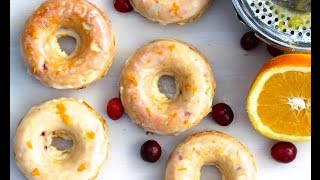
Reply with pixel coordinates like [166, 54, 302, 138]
[246, 54, 311, 142]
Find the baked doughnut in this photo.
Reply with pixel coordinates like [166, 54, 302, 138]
[21, 0, 115, 89]
[130, 0, 213, 25]
[165, 131, 257, 180]
[13, 98, 109, 180]
[120, 39, 216, 135]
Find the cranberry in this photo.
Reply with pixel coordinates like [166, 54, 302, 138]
[114, 0, 133, 13]
[271, 142, 297, 163]
[267, 45, 284, 57]
[212, 103, 234, 126]
[240, 31, 260, 50]
[106, 98, 124, 120]
[140, 140, 162, 163]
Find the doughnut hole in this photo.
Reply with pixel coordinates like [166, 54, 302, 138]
[157, 75, 178, 100]
[53, 28, 82, 60]
[45, 130, 79, 161]
[51, 136, 74, 151]
[57, 35, 77, 56]
[201, 165, 222, 179]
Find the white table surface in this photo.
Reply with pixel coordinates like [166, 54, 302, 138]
[10, 0, 311, 179]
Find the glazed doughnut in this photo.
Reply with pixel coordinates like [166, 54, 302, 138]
[130, 0, 213, 25]
[165, 131, 257, 180]
[13, 98, 109, 180]
[21, 0, 115, 89]
[120, 39, 216, 135]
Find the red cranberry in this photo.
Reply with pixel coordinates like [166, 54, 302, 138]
[114, 0, 133, 13]
[106, 98, 124, 120]
[240, 31, 260, 50]
[212, 103, 234, 126]
[267, 45, 284, 57]
[140, 140, 162, 163]
[271, 142, 297, 163]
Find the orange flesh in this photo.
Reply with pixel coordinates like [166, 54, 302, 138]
[257, 71, 311, 136]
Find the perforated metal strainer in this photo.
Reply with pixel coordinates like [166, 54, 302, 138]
[232, 0, 311, 53]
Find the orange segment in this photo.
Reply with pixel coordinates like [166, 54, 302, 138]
[246, 54, 311, 142]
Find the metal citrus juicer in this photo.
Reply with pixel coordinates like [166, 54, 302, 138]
[232, 0, 311, 53]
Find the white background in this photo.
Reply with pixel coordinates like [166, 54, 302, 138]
[10, 0, 311, 179]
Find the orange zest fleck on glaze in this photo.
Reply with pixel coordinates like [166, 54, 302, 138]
[146, 108, 151, 117]
[155, 50, 163, 55]
[26, 141, 33, 149]
[170, 3, 180, 16]
[77, 163, 87, 172]
[48, 18, 58, 24]
[54, 130, 63, 137]
[178, 167, 187, 171]
[168, 112, 177, 125]
[168, 44, 175, 51]
[86, 131, 95, 139]
[32, 32, 38, 39]
[55, 70, 61, 76]
[127, 75, 138, 86]
[185, 84, 191, 91]
[31, 168, 40, 176]
[25, 45, 32, 53]
[205, 87, 211, 95]
[33, 67, 37, 73]
[68, 60, 77, 68]
[192, 86, 198, 95]
[56, 103, 72, 126]
[183, 120, 188, 125]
